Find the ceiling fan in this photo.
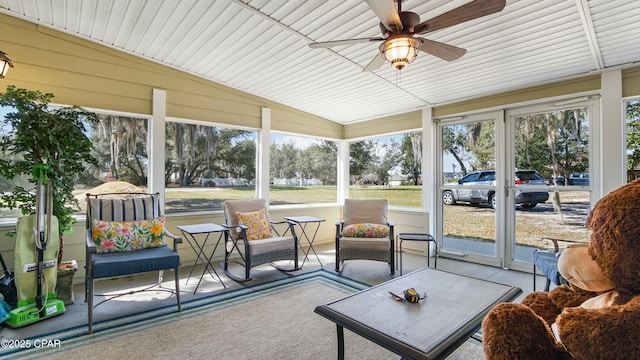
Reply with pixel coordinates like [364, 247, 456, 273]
[309, 0, 506, 71]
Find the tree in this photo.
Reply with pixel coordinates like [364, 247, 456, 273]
[296, 141, 337, 185]
[88, 114, 148, 186]
[270, 142, 298, 179]
[442, 125, 470, 175]
[626, 101, 640, 175]
[514, 109, 588, 178]
[401, 132, 422, 185]
[0, 85, 98, 262]
[349, 140, 376, 183]
[164, 123, 254, 186]
[372, 140, 401, 185]
[465, 122, 495, 170]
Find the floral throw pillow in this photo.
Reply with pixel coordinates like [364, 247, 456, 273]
[92, 216, 166, 253]
[341, 223, 389, 238]
[236, 209, 272, 240]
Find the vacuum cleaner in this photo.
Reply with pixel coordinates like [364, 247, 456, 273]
[5, 176, 65, 327]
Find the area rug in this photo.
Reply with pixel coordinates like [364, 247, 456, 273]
[1, 269, 484, 359]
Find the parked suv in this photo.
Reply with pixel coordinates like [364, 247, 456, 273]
[442, 170, 549, 209]
[568, 172, 589, 186]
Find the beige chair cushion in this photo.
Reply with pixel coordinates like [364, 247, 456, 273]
[226, 236, 295, 256]
[340, 237, 390, 250]
[343, 199, 388, 227]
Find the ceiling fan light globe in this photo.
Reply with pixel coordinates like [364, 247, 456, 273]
[381, 36, 420, 70]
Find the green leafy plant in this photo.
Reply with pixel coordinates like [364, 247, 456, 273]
[0, 85, 98, 259]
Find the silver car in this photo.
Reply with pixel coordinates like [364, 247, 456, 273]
[442, 170, 549, 209]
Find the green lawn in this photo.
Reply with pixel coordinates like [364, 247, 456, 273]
[162, 185, 423, 211]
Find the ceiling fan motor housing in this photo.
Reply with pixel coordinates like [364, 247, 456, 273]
[399, 11, 420, 33]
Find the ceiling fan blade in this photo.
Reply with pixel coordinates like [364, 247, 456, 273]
[414, 0, 506, 35]
[309, 37, 384, 48]
[365, 0, 403, 31]
[363, 53, 386, 72]
[417, 38, 467, 61]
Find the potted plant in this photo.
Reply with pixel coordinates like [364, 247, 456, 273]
[0, 85, 98, 303]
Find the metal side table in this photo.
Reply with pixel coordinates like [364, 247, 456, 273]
[283, 216, 325, 268]
[177, 223, 227, 293]
[397, 233, 437, 275]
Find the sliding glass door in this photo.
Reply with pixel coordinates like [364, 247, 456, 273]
[505, 101, 594, 272]
[437, 112, 502, 267]
[436, 99, 597, 271]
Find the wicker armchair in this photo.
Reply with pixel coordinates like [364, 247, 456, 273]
[335, 199, 394, 274]
[222, 199, 299, 282]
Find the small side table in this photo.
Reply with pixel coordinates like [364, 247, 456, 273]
[284, 216, 325, 268]
[396, 233, 437, 275]
[176, 223, 227, 293]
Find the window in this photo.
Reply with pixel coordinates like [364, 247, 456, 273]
[514, 107, 589, 184]
[0, 104, 149, 221]
[88, 113, 149, 187]
[164, 120, 257, 213]
[349, 131, 422, 208]
[511, 106, 591, 262]
[626, 99, 640, 183]
[269, 132, 337, 205]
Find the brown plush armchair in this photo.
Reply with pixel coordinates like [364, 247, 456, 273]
[222, 199, 299, 282]
[335, 199, 394, 274]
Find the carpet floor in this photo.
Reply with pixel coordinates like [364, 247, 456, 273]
[1, 269, 483, 359]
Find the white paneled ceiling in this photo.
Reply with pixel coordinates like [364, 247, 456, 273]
[1, 0, 639, 124]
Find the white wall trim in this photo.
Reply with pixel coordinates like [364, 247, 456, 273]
[423, 108, 434, 236]
[600, 69, 624, 196]
[151, 89, 166, 202]
[338, 140, 349, 204]
[259, 107, 271, 202]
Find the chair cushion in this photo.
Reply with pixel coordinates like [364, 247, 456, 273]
[91, 245, 179, 278]
[92, 216, 166, 253]
[343, 199, 388, 226]
[226, 236, 295, 256]
[341, 223, 389, 238]
[236, 209, 272, 240]
[340, 237, 390, 251]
